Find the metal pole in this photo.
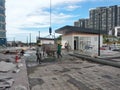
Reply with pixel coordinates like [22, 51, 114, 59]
[39, 31, 40, 38]
[29, 33, 31, 47]
[54, 33, 55, 44]
[50, 0, 51, 27]
[49, 0, 52, 35]
[98, 13, 100, 56]
[38, 31, 41, 43]
[13, 37, 15, 47]
[27, 36, 28, 46]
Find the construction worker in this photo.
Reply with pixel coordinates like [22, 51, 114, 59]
[57, 43, 62, 58]
[36, 43, 43, 64]
[20, 49, 24, 56]
[64, 42, 69, 52]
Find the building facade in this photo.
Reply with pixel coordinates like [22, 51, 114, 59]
[74, 5, 120, 35]
[37, 37, 55, 45]
[90, 7, 108, 33]
[0, 0, 6, 46]
[117, 6, 120, 27]
[74, 19, 90, 29]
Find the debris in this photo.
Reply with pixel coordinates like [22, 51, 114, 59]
[91, 53, 98, 58]
[0, 53, 12, 62]
[0, 61, 16, 72]
[14, 85, 27, 90]
[4, 50, 10, 54]
[0, 84, 10, 90]
[3, 50, 17, 54]
[0, 76, 14, 89]
[5, 78, 14, 87]
[17, 63, 23, 68]
[13, 68, 20, 73]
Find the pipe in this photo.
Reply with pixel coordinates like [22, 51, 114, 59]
[69, 53, 120, 68]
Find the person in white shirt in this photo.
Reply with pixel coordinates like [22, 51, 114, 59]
[36, 43, 43, 64]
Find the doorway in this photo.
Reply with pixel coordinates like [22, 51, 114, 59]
[74, 37, 78, 50]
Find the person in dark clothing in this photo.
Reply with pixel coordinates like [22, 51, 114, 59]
[20, 49, 24, 56]
[57, 43, 62, 58]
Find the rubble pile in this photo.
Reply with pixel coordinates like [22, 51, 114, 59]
[0, 76, 14, 90]
[0, 61, 16, 72]
[0, 52, 24, 90]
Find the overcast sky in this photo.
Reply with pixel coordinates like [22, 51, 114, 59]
[6, 0, 120, 42]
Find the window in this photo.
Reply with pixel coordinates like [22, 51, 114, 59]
[0, 16, 5, 22]
[0, 31, 5, 37]
[0, 0, 5, 7]
[0, 9, 5, 14]
[94, 37, 98, 41]
[0, 24, 5, 30]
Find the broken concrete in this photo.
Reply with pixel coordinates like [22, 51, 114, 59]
[14, 85, 27, 90]
[0, 50, 30, 90]
[0, 61, 16, 72]
[0, 76, 14, 89]
[0, 53, 15, 62]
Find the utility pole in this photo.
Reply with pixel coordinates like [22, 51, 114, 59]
[13, 37, 15, 47]
[49, 0, 52, 35]
[54, 33, 55, 44]
[98, 13, 100, 56]
[38, 31, 41, 43]
[99, 9, 105, 56]
[29, 33, 31, 47]
[98, 9, 104, 56]
[26, 36, 28, 47]
[39, 31, 40, 38]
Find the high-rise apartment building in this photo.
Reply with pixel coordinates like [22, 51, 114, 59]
[107, 5, 118, 31]
[74, 5, 120, 35]
[74, 21, 79, 27]
[89, 8, 96, 29]
[90, 7, 108, 33]
[74, 19, 89, 29]
[0, 0, 6, 46]
[117, 6, 120, 27]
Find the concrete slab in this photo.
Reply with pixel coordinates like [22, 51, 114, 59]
[26, 53, 120, 90]
[9, 58, 30, 90]
[0, 53, 30, 90]
[0, 61, 16, 72]
[21, 49, 120, 90]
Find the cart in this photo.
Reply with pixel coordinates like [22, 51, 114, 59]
[43, 44, 57, 56]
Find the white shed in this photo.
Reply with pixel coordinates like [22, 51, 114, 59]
[37, 37, 55, 44]
[55, 25, 106, 51]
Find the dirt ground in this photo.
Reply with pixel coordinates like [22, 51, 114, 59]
[25, 50, 120, 90]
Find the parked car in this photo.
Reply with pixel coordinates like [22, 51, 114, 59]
[100, 45, 109, 50]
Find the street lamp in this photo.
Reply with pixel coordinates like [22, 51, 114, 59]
[98, 10, 104, 56]
[98, 13, 100, 56]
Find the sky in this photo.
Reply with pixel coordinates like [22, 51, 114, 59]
[6, 0, 120, 43]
